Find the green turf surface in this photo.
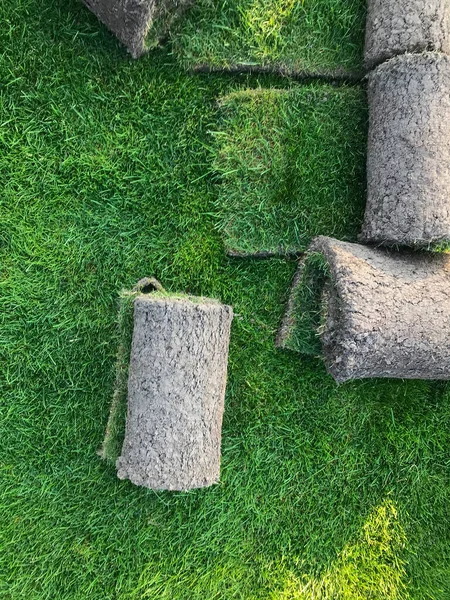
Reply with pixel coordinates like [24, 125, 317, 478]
[213, 86, 367, 255]
[2, 1, 450, 598]
[277, 252, 330, 355]
[171, 0, 366, 74]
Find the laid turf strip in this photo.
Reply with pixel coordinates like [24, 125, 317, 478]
[213, 85, 367, 256]
[3, 1, 450, 598]
[171, 0, 366, 75]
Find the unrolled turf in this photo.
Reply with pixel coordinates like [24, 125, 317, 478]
[213, 85, 367, 256]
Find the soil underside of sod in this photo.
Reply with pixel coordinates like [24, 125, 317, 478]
[2, 1, 450, 599]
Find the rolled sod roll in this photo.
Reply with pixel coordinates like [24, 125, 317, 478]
[277, 237, 450, 381]
[311, 236, 450, 383]
[82, 0, 192, 58]
[360, 53, 450, 247]
[116, 290, 233, 490]
[365, 0, 450, 69]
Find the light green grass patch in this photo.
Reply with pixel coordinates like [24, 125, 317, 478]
[212, 85, 367, 255]
[276, 499, 409, 599]
[171, 0, 366, 74]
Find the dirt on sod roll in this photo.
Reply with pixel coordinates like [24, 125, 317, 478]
[365, 0, 450, 69]
[81, 0, 193, 57]
[360, 53, 450, 247]
[109, 281, 233, 491]
[276, 252, 330, 356]
[304, 237, 450, 383]
[213, 86, 367, 257]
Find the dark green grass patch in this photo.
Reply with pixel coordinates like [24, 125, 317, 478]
[171, 0, 366, 75]
[277, 252, 329, 355]
[212, 85, 367, 256]
[2, 1, 450, 598]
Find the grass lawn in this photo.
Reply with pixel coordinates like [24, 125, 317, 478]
[212, 86, 367, 255]
[1, 1, 450, 599]
[171, 0, 366, 74]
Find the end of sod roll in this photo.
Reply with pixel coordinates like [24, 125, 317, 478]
[365, 0, 450, 70]
[100, 279, 233, 491]
[278, 236, 450, 383]
[361, 53, 450, 247]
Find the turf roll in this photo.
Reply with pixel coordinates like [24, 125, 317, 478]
[278, 236, 450, 383]
[360, 53, 450, 247]
[365, 0, 450, 69]
[81, 0, 192, 57]
[213, 86, 367, 256]
[114, 282, 233, 491]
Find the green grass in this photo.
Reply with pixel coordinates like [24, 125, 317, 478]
[171, 0, 366, 74]
[2, 1, 450, 598]
[277, 252, 329, 355]
[212, 86, 367, 255]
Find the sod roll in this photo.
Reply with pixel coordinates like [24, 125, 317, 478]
[360, 53, 450, 247]
[116, 293, 233, 490]
[312, 236, 450, 383]
[365, 0, 450, 69]
[82, 0, 191, 57]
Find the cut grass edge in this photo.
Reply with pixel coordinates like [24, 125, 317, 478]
[276, 251, 330, 356]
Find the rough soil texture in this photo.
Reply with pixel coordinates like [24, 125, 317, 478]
[360, 53, 450, 247]
[365, 0, 450, 69]
[116, 295, 233, 490]
[311, 236, 450, 383]
[82, 0, 190, 57]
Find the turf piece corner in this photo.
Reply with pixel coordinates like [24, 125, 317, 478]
[212, 85, 367, 257]
[276, 251, 330, 356]
[82, 0, 193, 57]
